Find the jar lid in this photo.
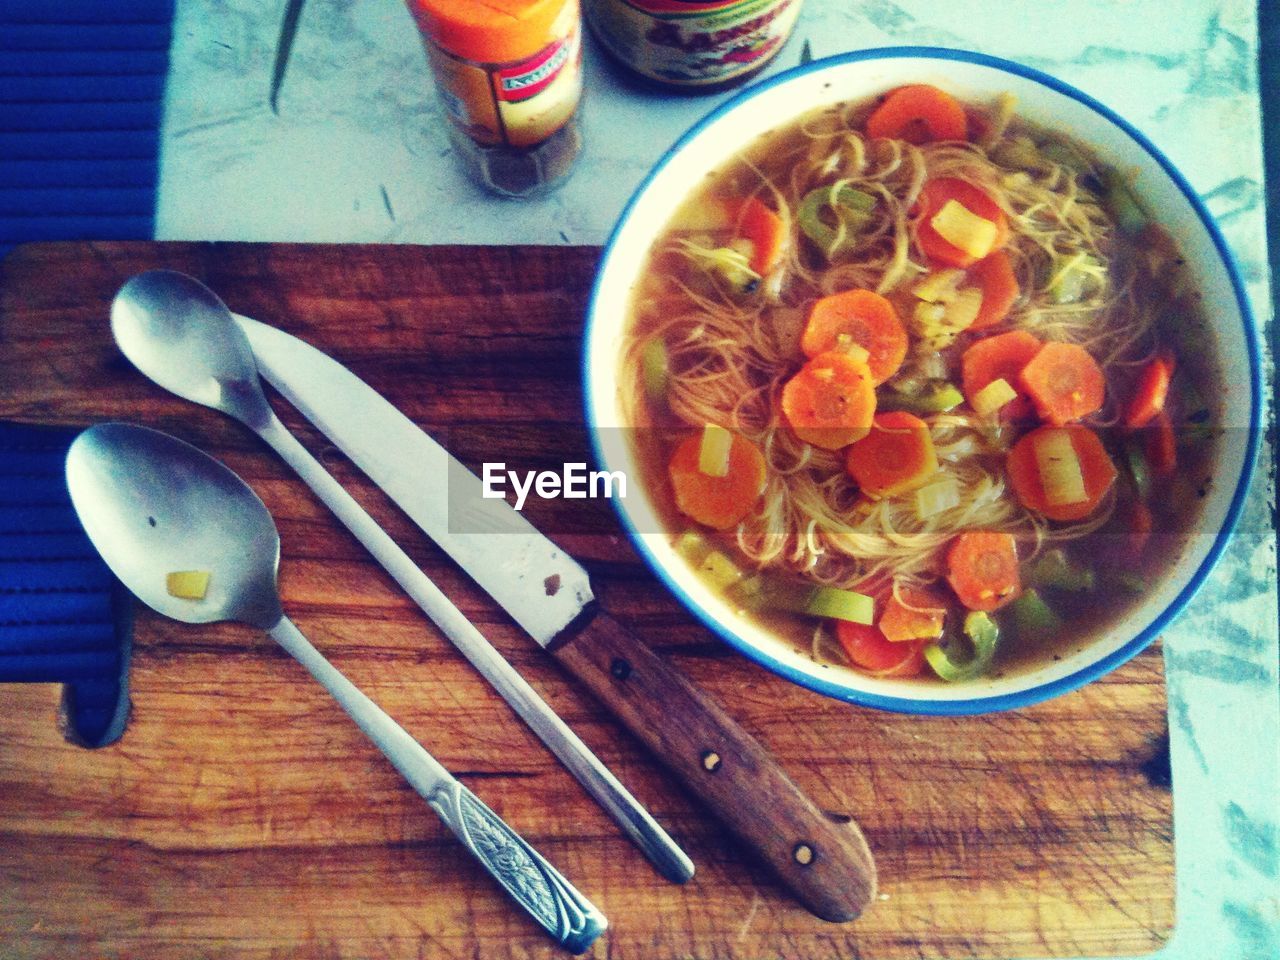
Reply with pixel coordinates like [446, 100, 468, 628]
[408, 0, 570, 65]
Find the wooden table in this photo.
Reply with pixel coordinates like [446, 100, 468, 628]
[0, 242, 1174, 959]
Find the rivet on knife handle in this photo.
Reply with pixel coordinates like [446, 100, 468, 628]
[550, 609, 878, 922]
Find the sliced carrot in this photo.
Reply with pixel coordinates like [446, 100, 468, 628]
[914, 177, 1010, 268]
[780, 351, 877, 450]
[1123, 354, 1174, 428]
[668, 430, 767, 530]
[1018, 341, 1106, 426]
[879, 584, 947, 643]
[961, 330, 1042, 420]
[801, 289, 908, 384]
[1007, 424, 1118, 521]
[1145, 410, 1178, 476]
[729, 195, 786, 276]
[946, 531, 1021, 612]
[965, 251, 1019, 329]
[845, 411, 938, 499]
[865, 84, 968, 145]
[836, 619, 927, 676]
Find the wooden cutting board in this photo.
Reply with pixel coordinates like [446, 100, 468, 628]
[0, 242, 1174, 959]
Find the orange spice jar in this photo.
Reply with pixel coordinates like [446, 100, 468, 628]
[407, 0, 584, 197]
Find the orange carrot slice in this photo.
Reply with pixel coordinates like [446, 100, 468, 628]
[668, 430, 766, 530]
[946, 531, 1021, 612]
[801, 289, 908, 384]
[865, 85, 968, 144]
[961, 330, 1042, 420]
[780, 351, 877, 450]
[1123, 354, 1174, 428]
[879, 584, 947, 643]
[844, 411, 938, 498]
[1018, 341, 1106, 425]
[1145, 410, 1178, 476]
[729, 196, 787, 276]
[1007, 424, 1118, 521]
[836, 619, 928, 676]
[966, 251, 1019, 329]
[914, 177, 1010, 268]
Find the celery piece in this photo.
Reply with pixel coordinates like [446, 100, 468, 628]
[641, 338, 669, 405]
[1125, 441, 1153, 500]
[801, 585, 875, 624]
[881, 381, 964, 416]
[971, 377, 1018, 417]
[1027, 548, 1095, 592]
[797, 184, 876, 256]
[924, 610, 999, 682]
[1009, 588, 1063, 643]
[698, 423, 733, 478]
[1040, 141, 1093, 175]
[166, 570, 211, 601]
[1103, 168, 1147, 234]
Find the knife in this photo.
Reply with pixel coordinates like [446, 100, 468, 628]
[236, 314, 878, 922]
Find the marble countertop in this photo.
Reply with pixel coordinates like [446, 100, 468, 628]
[156, 1, 1279, 957]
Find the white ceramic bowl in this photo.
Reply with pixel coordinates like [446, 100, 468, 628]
[584, 48, 1261, 714]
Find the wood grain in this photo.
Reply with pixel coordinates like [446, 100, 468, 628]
[0, 242, 1174, 959]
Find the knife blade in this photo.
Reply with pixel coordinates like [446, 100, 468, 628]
[237, 314, 877, 922]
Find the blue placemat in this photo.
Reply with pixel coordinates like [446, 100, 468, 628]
[0, 0, 175, 252]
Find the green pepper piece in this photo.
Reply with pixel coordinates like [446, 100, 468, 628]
[924, 610, 999, 682]
[798, 184, 876, 256]
[1027, 548, 1096, 592]
[1009, 588, 1063, 643]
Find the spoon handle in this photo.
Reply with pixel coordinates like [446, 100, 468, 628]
[267, 614, 606, 954]
[253, 413, 693, 883]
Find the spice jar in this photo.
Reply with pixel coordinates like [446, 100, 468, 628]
[584, 0, 802, 92]
[407, 0, 584, 198]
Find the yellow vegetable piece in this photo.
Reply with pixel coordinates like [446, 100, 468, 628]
[1033, 428, 1088, 506]
[912, 268, 966, 303]
[166, 570, 211, 601]
[930, 199, 998, 260]
[972, 377, 1019, 416]
[697, 423, 734, 478]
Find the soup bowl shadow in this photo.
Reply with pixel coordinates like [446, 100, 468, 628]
[583, 47, 1261, 715]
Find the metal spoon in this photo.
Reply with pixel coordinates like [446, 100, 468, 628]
[110, 269, 693, 884]
[65, 422, 605, 953]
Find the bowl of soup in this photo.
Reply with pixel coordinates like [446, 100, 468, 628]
[584, 48, 1260, 714]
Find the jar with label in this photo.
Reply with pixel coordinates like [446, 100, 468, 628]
[407, 0, 584, 198]
[584, 0, 802, 92]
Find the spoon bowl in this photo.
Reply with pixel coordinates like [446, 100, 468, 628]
[66, 422, 283, 629]
[111, 270, 272, 428]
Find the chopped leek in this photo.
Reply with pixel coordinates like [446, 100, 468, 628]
[166, 570, 210, 601]
[1103, 168, 1147, 234]
[674, 529, 711, 564]
[991, 134, 1040, 171]
[698, 423, 733, 478]
[930, 199, 998, 260]
[972, 377, 1018, 417]
[1046, 252, 1104, 303]
[1040, 141, 1093, 175]
[797, 183, 877, 256]
[802, 586, 875, 624]
[675, 237, 760, 292]
[914, 475, 960, 519]
[1125, 441, 1152, 499]
[1009, 588, 1063, 642]
[943, 286, 983, 331]
[641, 338, 669, 404]
[1027, 548, 1096, 592]
[913, 268, 966, 303]
[911, 286, 981, 349]
[674, 530, 745, 591]
[881, 380, 965, 415]
[1033, 428, 1088, 507]
[728, 573, 810, 612]
[924, 610, 999, 682]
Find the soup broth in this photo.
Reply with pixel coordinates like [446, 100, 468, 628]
[622, 86, 1221, 683]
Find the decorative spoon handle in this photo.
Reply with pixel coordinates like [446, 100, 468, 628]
[253, 411, 692, 883]
[267, 614, 606, 953]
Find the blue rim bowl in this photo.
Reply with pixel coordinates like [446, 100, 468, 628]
[583, 47, 1261, 715]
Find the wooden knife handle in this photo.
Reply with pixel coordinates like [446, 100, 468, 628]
[550, 608, 877, 922]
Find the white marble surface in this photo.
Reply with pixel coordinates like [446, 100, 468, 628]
[157, 1, 1279, 957]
